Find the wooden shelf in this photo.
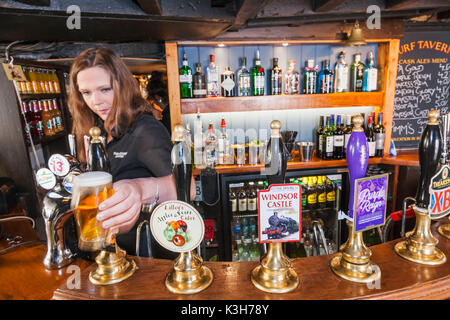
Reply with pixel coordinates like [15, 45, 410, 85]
[181, 92, 384, 114]
[192, 152, 419, 176]
[20, 93, 63, 100]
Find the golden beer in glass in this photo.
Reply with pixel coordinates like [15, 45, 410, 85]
[71, 171, 114, 252]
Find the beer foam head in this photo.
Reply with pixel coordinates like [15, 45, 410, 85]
[74, 171, 112, 187]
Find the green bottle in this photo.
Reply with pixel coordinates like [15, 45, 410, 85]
[179, 52, 193, 98]
[252, 49, 265, 96]
[350, 53, 365, 92]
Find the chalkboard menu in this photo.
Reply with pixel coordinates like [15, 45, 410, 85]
[392, 30, 449, 150]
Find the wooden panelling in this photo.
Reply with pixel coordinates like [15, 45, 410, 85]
[165, 42, 182, 132]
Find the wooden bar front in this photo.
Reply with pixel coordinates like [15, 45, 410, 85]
[1, 218, 449, 300]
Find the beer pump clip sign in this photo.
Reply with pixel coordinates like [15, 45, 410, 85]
[258, 184, 301, 244]
[353, 174, 389, 233]
[150, 200, 205, 253]
[428, 164, 450, 220]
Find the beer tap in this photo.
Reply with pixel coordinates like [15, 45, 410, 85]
[39, 153, 82, 269]
[312, 220, 329, 255]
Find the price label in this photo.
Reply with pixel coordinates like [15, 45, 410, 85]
[150, 200, 205, 253]
[48, 154, 70, 177]
[36, 168, 56, 190]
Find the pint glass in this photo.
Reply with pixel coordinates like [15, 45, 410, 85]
[71, 171, 114, 252]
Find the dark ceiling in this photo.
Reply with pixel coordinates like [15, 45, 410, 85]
[0, 0, 449, 61]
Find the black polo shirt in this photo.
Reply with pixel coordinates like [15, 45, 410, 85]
[97, 113, 177, 259]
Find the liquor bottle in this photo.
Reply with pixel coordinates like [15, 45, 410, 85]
[264, 120, 287, 185]
[350, 53, 365, 92]
[229, 188, 238, 215]
[333, 115, 344, 159]
[27, 101, 40, 143]
[217, 118, 230, 165]
[193, 111, 204, 167]
[251, 49, 265, 96]
[317, 59, 334, 94]
[193, 63, 206, 98]
[363, 51, 378, 92]
[40, 100, 55, 136]
[237, 57, 251, 97]
[204, 122, 217, 167]
[306, 176, 317, 210]
[51, 99, 64, 133]
[87, 126, 110, 172]
[270, 58, 283, 95]
[247, 182, 257, 215]
[179, 52, 193, 98]
[375, 112, 385, 157]
[31, 100, 44, 141]
[334, 51, 349, 93]
[238, 186, 248, 215]
[285, 60, 300, 95]
[322, 116, 334, 160]
[206, 54, 220, 97]
[220, 67, 235, 97]
[303, 59, 318, 94]
[171, 124, 193, 202]
[366, 115, 376, 158]
[317, 176, 327, 209]
[317, 116, 324, 158]
[20, 102, 31, 145]
[344, 115, 353, 158]
[325, 177, 336, 209]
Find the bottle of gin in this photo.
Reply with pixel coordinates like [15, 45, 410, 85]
[270, 58, 282, 95]
[350, 53, 365, 92]
[285, 60, 300, 95]
[179, 52, 193, 98]
[193, 63, 206, 98]
[206, 54, 220, 97]
[334, 51, 349, 93]
[237, 57, 251, 96]
[303, 59, 318, 94]
[252, 50, 265, 96]
[363, 51, 378, 92]
[317, 59, 334, 94]
[220, 67, 236, 97]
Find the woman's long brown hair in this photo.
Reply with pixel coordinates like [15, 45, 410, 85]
[68, 47, 153, 162]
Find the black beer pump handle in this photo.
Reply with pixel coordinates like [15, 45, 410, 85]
[416, 110, 442, 208]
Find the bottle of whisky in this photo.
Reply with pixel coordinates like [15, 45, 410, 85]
[270, 58, 283, 95]
[220, 67, 236, 97]
[375, 112, 385, 157]
[285, 60, 300, 95]
[363, 51, 378, 92]
[303, 59, 318, 94]
[333, 115, 344, 159]
[237, 57, 251, 96]
[179, 52, 193, 98]
[252, 50, 265, 96]
[334, 51, 349, 93]
[193, 63, 206, 98]
[350, 53, 365, 92]
[318, 59, 334, 94]
[206, 54, 220, 97]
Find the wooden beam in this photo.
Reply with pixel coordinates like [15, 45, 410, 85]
[386, 0, 424, 10]
[165, 42, 182, 133]
[312, 0, 347, 12]
[230, 0, 271, 31]
[13, 0, 50, 6]
[135, 0, 162, 15]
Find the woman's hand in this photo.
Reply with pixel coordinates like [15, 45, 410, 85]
[97, 179, 143, 234]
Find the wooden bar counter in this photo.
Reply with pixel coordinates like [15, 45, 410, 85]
[1, 217, 449, 300]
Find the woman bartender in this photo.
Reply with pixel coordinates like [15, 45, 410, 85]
[68, 47, 195, 257]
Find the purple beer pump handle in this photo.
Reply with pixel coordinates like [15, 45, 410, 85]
[346, 131, 369, 218]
